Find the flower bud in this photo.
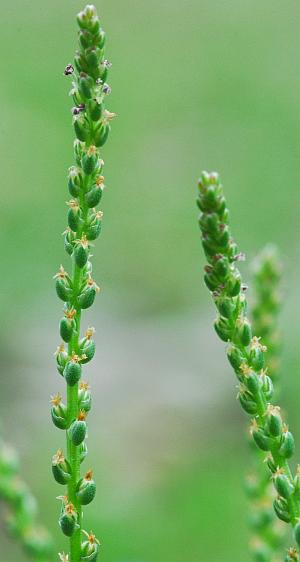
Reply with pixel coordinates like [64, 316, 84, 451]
[273, 497, 291, 523]
[265, 405, 282, 437]
[227, 345, 245, 374]
[86, 220, 102, 240]
[82, 146, 98, 175]
[55, 278, 72, 302]
[245, 371, 261, 395]
[51, 394, 68, 430]
[94, 122, 109, 147]
[68, 206, 80, 232]
[226, 271, 241, 297]
[69, 412, 87, 446]
[85, 185, 103, 208]
[52, 450, 71, 485]
[260, 373, 273, 400]
[236, 317, 252, 347]
[273, 470, 294, 498]
[249, 346, 264, 372]
[81, 531, 100, 561]
[78, 286, 97, 309]
[64, 357, 82, 386]
[239, 392, 258, 415]
[213, 256, 230, 278]
[55, 344, 68, 375]
[59, 503, 78, 537]
[76, 469, 96, 505]
[74, 239, 89, 268]
[214, 317, 231, 342]
[215, 296, 235, 319]
[79, 30, 93, 49]
[60, 317, 74, 343]
[74, 113, 90, 142]
[78, 382, 92, 411]
[279, 429, 295, 459]
[79, 74, 94, 99]
[80, 339, 96, 364]
[252, 427, 270, 451]
[89, 99, 103, 121]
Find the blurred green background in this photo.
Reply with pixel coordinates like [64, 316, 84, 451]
[1, 0, 300, 559]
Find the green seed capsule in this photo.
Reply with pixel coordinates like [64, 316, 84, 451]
[78, 382, 92, 411]
[226, 272, 241, 297]
[81, 339, 96, 364]
[82, 152, 98, 175]
[261, 374, 273, 400]
[60, 317, 74, 343]
[74, 116, 89, 142]
[279, 431, 295, 459]
[249, 346, 265, 371]
[227, 345, 245, 374]
[236, 317, 252, 347]
[214, 317, 231, 342]
[245, 371, 260, 395]
[294, 521, 300, 547]
[56, 279, 72, 302]
[86, 185, 102, 207]
[51, 397, 68, 430]
[214, 256, 230, 278]
[94, 123, 109, 147]
[68, 207, 80, 232]
[52, 450, 71, 485]
[59, 510, 76, 537]
[239, 393, 258, 415]
[74, 243, 89, 268]
[86, 221, 102, 240]
[273, 497, 291, 523]
[274, 472, 294, 499]
[78, 286, 97, 309]
[81, 534, 100, 561]
[266, 406, 282, 437]
[64, 360, 82, 386]
[89, 100, 103, 121]
[69, 414, 87, 446]
[215, 297, 235, 319]
[79, 75, 93, 99]
[252, 428, 270, 451]
[76, 470, 96, 505]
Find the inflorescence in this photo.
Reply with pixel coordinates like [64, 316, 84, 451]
[52, 5, 114, 561]
[197, 171, 300, 561]
[246, 247, 285, 562]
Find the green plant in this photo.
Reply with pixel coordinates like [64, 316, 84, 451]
[52, 5, 115, 561]
[246, 247, 285, 561]
[0, 437, 51, 560]
[196, 171, 300, 561]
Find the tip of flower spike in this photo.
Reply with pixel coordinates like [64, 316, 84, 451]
[198, 171, 220, 190]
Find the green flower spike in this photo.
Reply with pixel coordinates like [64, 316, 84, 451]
[52, 5, 114, 561]
[196, 171, 300, 557]
[245, 246, 286, 562]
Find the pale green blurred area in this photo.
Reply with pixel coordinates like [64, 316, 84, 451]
[1, 0, 300, 560]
